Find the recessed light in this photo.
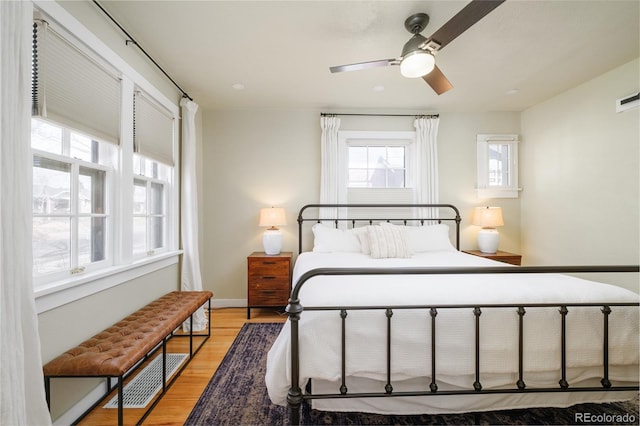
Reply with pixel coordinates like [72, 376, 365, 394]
[373, 85, 385, 92]
[231, 83, 245, 90]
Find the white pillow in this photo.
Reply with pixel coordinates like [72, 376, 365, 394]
[352, 227, 371, 255]
[312, 223, 361, 253]
[405, 224, 455, 252]
[366, 222, 412, 259]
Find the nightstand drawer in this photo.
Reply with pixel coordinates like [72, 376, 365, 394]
[249, 289, 289, 306]
[247, 259, 290, 277]
[493, 256, 521, 266]
[248, 277, 289, 291]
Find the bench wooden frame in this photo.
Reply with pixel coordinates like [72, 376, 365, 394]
[43, 291, 213, 425]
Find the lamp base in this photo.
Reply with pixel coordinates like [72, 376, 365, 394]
[477, 228, 499, 254]
[263, 229, 282, 255]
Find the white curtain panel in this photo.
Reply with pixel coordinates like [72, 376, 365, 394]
[0, 2, 52, 424]
[179, 98, 207, 331]
[414, 117, 440, 220]
[319, 116, 340, 220]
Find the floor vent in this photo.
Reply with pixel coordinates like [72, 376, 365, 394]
[104, 353, 188, 409]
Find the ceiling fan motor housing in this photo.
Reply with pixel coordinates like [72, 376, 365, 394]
[401, 33, 428, 58]
[404, 12, 430, 34]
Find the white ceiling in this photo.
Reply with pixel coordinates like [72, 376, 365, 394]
[97, 0, 639, 112]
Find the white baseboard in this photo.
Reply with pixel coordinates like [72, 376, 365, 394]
[210, 298, 246, 308]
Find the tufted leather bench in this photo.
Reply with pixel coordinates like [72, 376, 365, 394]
[43, 290, 213, 425]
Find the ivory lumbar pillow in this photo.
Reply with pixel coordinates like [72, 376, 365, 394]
[367, 222, 411, 259]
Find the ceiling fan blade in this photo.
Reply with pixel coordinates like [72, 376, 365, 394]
[423, 65, 453, 95]
[330, 59, 397, 73]
[426, 0, 505, 50]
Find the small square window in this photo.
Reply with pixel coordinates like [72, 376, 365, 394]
[477, 134, 519, 198]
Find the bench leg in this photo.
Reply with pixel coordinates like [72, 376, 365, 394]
[118, 375, 124, 426]
[44, 376, 51, 410]
[208, 298, 212, 337]
[189, 315, 194, 357]
[162, 337, 167, 393]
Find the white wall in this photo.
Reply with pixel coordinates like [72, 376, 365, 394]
[201, 109, 521, 302]
[438, 112, 521, 253]
[202, 109, 320, 302]
[521, 58, 639, 292]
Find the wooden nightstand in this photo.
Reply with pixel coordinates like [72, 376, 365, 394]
[463, 250, 522, 266]
[247, 252, 292, 319]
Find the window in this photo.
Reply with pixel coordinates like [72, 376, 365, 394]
[132, 155, 170, 257]
[32, 119, 113, 280]
[31, 5, 180, 312]
[348, 145, 406, 188]
[338, 131, 416, 207]
[476, 134, 519, 198]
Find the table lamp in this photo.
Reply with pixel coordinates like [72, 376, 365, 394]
[472, 206, 504, 254]
[259, 207, 287, 255]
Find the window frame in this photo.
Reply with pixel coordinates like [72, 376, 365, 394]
[132, 174, 169, 259]
[476, 134, 520, 199]
[338, 131, 416, 205]
[32, 145, 113, 285]
[32, 1, 181, 314]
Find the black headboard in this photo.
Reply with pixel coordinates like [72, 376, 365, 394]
[297, 203, 462, 254]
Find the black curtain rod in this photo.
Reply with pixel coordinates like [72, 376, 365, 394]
[92, 0, 193, 101]
[321, 113, 438, 118]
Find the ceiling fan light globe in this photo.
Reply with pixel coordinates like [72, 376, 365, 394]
[400, 51, 435, 78]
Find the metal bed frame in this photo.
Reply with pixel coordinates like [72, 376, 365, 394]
[285, 203, 639, 425]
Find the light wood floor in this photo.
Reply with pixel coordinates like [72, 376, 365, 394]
[78, 307, 287, 425]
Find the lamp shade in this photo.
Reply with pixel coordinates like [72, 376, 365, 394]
[259, 207, 287, 229]
[472, 206, 504, 228]
[400, 51, 435, 78]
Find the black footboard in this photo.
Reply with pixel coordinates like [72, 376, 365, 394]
[285, 265, 640, 425]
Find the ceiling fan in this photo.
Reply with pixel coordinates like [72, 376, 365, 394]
[329, 0, 506, 95]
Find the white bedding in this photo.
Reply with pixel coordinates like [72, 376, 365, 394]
[265, 251, 639, 414]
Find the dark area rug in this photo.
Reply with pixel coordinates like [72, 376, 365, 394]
[186, 323, 639, 425]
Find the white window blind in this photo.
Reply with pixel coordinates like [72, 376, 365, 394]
[32, 20, 121, 145]
[134, 90, 175, 166]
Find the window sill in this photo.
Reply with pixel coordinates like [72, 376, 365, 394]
[34, 250, 182, 314]
[477, 188, 521, 199]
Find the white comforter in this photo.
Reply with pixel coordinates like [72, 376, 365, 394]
[266, 251, 639, 412]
